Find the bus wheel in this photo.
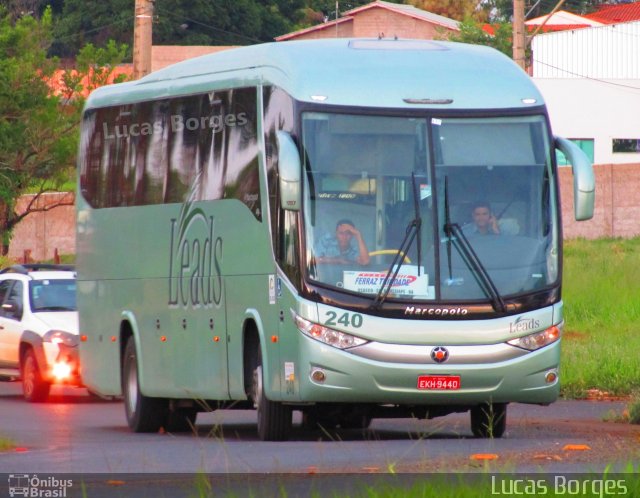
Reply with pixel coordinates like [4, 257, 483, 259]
[252, 348, 291, 441]
[21, 349, 51, 402]
[470, 403, 507, 438]
[122, 337, 167, 433]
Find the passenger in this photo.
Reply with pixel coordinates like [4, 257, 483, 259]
[315, 219, 370, 265]
[463, 201, 500, 236]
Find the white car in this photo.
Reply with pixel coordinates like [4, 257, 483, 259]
[0, 264, 80, 401]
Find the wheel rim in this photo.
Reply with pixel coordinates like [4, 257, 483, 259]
[126, 356, 138, 415]
[23, 355, 36, 398]
[253, 365, 263, 411]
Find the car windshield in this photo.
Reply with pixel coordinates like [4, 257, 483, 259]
[301, 112, 558, 303]
[29, 279, 77, 311]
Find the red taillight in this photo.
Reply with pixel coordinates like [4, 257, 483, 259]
[52, 362, 72, 381]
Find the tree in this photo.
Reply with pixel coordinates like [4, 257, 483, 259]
[0, 7, 126, 256]
[51, 0, 132, 58]
[51, 0, 310, 56]
[408, 0, 489, 22]
[448, 18, 513, 57]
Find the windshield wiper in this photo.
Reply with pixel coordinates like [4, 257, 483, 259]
[370, 173, 423, 310]
[442, 176, 506, 313]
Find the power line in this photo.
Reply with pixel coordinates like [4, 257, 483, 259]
[54, 7, 265, 47]
[154, 6, 263, 44]
[532, 59, 640, 90]
[53, 15, 133, 43]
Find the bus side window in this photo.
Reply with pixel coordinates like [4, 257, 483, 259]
[278, 209, 300, 284]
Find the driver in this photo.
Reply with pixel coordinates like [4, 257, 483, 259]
[315, 219, 370, 265]
[463, 201, 500, 236]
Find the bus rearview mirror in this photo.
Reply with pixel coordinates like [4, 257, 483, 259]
[276, 131, 302, 211]
[555, 137, 595, 221]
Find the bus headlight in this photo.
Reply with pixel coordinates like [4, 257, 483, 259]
[293, 313, 368, 350]
[507, 323, 562, 351]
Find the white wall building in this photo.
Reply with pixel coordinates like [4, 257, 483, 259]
[531, 20, 640, 165]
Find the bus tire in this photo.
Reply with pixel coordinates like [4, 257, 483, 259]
[252, 347, 291, 441]
[470, 403, 507, 438]
[21, 348, 51, 402]
[122, 337, 167, 433]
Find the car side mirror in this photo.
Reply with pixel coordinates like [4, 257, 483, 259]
[276, 131, 302, 211]
[2, 301, 22, 319]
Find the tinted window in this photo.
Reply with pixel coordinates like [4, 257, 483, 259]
[80, 88, 261, 219]
[30, 280, 77, 312]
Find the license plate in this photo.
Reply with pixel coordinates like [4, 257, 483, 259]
[417, 375, 461, 390]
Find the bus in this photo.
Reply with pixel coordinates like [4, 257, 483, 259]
[76, 39, 595, 440]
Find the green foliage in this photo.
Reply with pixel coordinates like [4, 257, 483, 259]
[0, 435, 15, 452]
[448, 18, 512, 57]
[0, 6, 126, 255]
[561, 238, 640, 397]
[51, 0, 133, 58]
[50, 0, 409, 57]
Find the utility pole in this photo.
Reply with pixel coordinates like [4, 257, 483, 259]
[512, 0, 526, 70]
[133, 0, 153, 79]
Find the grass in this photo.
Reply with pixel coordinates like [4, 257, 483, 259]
[23, 181, 75, 195]
[189, 469, 640, 498]
[0, 435, 15, 452]
[628, 392, 640, 424]
[561, 237, 640, 398]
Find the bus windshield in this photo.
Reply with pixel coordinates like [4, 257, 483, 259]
[302, 112, 558, 303]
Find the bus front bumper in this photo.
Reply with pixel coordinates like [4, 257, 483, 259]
[294, 336, 561, 406]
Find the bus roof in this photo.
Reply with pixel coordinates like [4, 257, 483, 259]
[84, 39, 544, 111]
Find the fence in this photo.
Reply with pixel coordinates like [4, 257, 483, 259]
[7, 192, 75, 263]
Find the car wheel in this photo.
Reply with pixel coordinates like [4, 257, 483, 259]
[470, 402, 507, 438]
[252, 347, 291, 441]
[22, 348, 51, 402]
[122, 337, 167, 432]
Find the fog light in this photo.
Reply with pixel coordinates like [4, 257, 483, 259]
[52, 362, 72, 381]
[310, 368, 326, 383]
[545, 370, 558, 384]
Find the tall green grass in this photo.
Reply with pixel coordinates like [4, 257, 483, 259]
[562, 238, 640, 397]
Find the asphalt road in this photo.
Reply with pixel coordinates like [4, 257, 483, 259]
[0, 382, 638, 496]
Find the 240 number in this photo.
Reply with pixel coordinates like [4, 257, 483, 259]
[324, 311, 363, 328]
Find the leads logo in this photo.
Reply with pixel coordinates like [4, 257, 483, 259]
[168, 202, 223, 309]
[509, 316, 540, 334]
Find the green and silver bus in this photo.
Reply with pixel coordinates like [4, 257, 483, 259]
[77, 39, 595, 440]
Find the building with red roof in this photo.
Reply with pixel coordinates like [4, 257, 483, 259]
[276, 0, 459, 41]
[585, 1, 640, 24]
